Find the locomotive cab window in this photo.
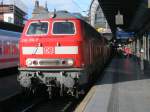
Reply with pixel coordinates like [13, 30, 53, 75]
[53, 22, 75, 34]
[26, 22, 48, 35]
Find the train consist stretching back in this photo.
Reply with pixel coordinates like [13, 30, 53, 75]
[18, 12, 111, 98]
[0, 29, 20, 69]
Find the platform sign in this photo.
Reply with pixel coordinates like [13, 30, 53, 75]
[116, 31, 134, 39]
[115, 12, 124, 25]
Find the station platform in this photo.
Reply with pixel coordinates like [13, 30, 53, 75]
[75, 57, 150, 112]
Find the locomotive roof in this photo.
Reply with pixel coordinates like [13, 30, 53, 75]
[31, 10, 85, 20]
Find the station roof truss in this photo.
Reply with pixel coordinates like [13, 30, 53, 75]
[98, 0, 150, 36]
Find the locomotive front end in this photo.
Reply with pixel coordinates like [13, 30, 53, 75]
[18, 19, 86, 98]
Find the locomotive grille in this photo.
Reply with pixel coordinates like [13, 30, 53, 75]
[26, 58, 74, 67]
[39, 60, 60, 66]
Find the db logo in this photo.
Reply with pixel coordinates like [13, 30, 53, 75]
[44, 47, 54, 54]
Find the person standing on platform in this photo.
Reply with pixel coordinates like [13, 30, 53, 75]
[136, 51, 141, 65]
[140, 48, 144, 71]
[124, 47, 131, 58]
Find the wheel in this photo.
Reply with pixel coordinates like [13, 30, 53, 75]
[47, 86, 53, 99]
[60, 84, 64, 97]
[75, 89, 79, 99]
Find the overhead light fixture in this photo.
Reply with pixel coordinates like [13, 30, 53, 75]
[115, 10, 124, 25]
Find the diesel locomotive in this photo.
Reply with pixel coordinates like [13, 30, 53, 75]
[18, 11, 111, 98]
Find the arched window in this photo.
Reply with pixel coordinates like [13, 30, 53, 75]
[95, 6, 106, 28]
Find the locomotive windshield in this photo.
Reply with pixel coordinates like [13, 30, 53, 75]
[53, 22, 75, 34]
[27, 22, 48, 35]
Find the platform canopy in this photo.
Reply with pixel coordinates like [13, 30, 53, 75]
[98, 0, 150, 36]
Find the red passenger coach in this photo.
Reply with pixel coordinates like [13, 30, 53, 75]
[0, 29, 20, 70]
[18, 12, 110, 98]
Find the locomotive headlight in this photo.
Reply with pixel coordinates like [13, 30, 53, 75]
[67, 59, 74, 66]
[26, 59, 32, 66]
[32, 60, 38, 65]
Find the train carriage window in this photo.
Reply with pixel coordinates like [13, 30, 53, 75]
[27, 22, 48, 35]
[0, 41, 2, 55]
[11, 41, 15, 55]
[53, 22, 75, 34]
[15, 42, 19, 55]
[9, 41, 13, 56]
[3, 40, 10, 55]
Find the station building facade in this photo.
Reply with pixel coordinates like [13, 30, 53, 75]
[89, 0, 112, 40]
[0, 0, 27, 26]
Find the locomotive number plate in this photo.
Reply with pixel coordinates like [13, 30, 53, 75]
[44, 47, 54, 54]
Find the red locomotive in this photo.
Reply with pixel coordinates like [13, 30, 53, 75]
[18, 11, 111, 98]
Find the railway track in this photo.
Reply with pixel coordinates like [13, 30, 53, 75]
[0, 91, 22, 112]
[0, 90, 46, 112]
[22, 96, 79, 112]
[19, 73, 103, 112]
[0, 86, 79, 112]
[0, 83, 98, 112]
[0, 67, 18, 78]
[0, 70, 103, 112]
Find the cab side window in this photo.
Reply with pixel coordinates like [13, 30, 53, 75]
[53, 22, 75, 34]
[27, 22, 48, 35]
